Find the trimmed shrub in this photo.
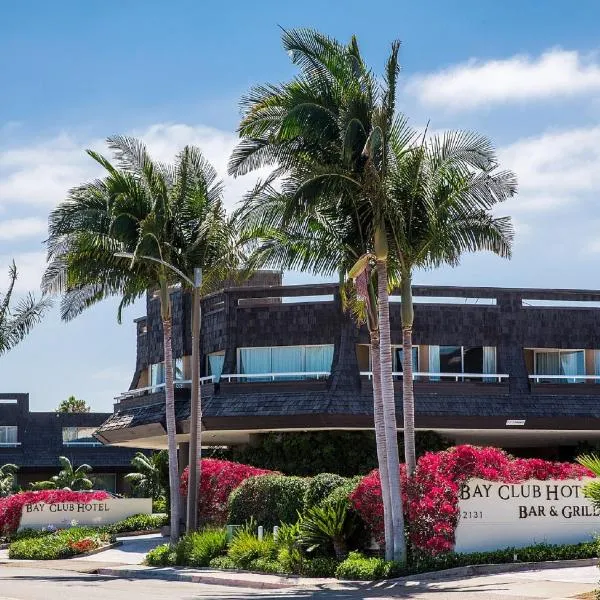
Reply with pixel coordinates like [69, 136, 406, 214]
[180, 459, 273, 525]
[209, 555, 237, 569]
[228, 475, 309, 528]
[0, 490, 110, 537]
[301, 556, 339, 577]
[101, 513, 168, 535]
[321, 476, 361, 508]
[248, 557, 284, 574]
[146, 543, 176, 566]
[227, 530, 278, 569]
[335, 551, 397, 580]
[174, 528, 227, 567]
[9, 527, 112, 560]
[304, 473, 348, 509]
[228, 430, 452, 476]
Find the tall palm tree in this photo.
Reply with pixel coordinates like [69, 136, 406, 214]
[385, 129, 517, 475]
[230, 29, 405, 560]
[44, 137, 236, 540]
[0, 261, 51, 356]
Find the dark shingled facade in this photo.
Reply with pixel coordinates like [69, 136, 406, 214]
[96, 279, 600, 454]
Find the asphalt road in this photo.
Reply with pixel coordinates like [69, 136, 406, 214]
[0, 565, 596, 600]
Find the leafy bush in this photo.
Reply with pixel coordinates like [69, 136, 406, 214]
[180, 459, 273, 525]
[227, 430, 452, 476]
[304, 473, 348, 509]
[9, 527, 111, 560]
[301, 556, 339, 577]
[227, 530, 277, 569]
[320, 477, 361, 508]
[153, 497, 167, 513]
[335, 551, 397, 580]
[101, 513, 168, 535]
[298, 499, 355, 559]
[228, 475, 308, 528]
[175, 529, 227, 567]
[209, 555, 237, 569]
[248, 557, 284, 574]
[8, 528, 51, 542]
[0, 490, 110, 537]
[146, 543, 176, 566]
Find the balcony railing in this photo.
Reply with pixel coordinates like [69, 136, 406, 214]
[63, 441, 103, 447]
[529, 374, 600, 383]
[0, 442, 21, 447]
[361, 371, 509, 383]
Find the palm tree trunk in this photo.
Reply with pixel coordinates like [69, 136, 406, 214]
[376, 258, 407, 564]
[370, 330, 394, 561]
[400, 274, 417, 477]
[186, 280, 202, 532]
[160, 285, 181, 542]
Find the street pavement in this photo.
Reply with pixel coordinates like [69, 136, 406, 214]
[0, 564, 597, 599]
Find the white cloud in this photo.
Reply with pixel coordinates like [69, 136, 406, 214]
[0, 251, 46, 292]
[408, 49, 600, 110]
[0, 217, 47, 241]
[0, 124, 267, 214]
[498, 125, 600, 213]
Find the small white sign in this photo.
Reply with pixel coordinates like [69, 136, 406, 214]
[455, 478, 600, 553]
[19, 498, 152, 531]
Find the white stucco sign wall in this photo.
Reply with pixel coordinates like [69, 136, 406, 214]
[455, 478, 600, 553]
[19, 498, 152, 530]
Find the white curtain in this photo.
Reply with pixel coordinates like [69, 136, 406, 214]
[239, 347, 271, 376]
[208, 354, 225, 382]
[174, 358, 184, 382]
[483, 347, 496, 382]
[428, 345, 440, 382]
[594, 350, 600, 383]
[0, 427, 17, 444]
[305, 345, 334, 374]
[150, 363, 165, 390]
[272, 346, 304, 380]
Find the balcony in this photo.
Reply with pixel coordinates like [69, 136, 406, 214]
[529, 374, 600, 395]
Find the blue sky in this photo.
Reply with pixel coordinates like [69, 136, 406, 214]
[2, 0, 600, 411]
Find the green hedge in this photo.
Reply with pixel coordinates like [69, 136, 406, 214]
[335, 551, 398, 580]
[304, 473, 348, 509]
[226, 431, 452, 476]
[146, 529, 227, 568]
[9, 527, 113, 560]
[228, 475, 309, 528]
[101, 513, 168, 535]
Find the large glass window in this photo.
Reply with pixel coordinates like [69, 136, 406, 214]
[427, 346, 497, 381]
[393, 346, 419, 376]
[92, 473, 117, 493]
[150, 358, 184, 390]
[535, 349, 585, 383]
[238, 345, 334, 381]
[62, 427, 101, 446]
[0, 426, 17, 445]
[208, 352, 225, 382]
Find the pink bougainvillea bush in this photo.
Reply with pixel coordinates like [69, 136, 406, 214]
[180, 459, 273, 525]
[350, 445, 592, 557]
[0, 490, 110, 537]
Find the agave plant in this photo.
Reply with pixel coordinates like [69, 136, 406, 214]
[297, 498, 356, 560]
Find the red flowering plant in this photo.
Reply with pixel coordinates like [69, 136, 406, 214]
[0, 490, 110, 538]
[69, 537, 99, 554]
[180, 459, 273, 525]
[350, 445, 593, 557]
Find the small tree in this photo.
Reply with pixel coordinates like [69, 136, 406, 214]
[125, 451, 166, 500]
[56, 395, 90, 413]
[0, 464, 18, 497]
[30, 456, 93, 491]
[577, 454, 600, 507]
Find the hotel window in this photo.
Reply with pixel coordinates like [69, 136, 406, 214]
[392, 346, 419, 377]
[238, 345, 334, 381]
[534, 349, 585, 383]
[427, 346, 497, 381]
[0, 426, 17, 445]
[62, 427, 101, 446]
[92, 473, 117, 493]
[150, 358, 184, 390]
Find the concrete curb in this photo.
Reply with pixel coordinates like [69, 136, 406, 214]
[96, 557, 599, 590]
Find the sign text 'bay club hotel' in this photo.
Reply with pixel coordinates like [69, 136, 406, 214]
[95, 271, 600, 462]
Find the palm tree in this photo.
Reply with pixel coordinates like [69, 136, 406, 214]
[56, 395, 90, 413]
[31, 456, 93, 491]
[577, 454, 600, 507]
[230, 29, 405, 560]
[0, 261, 51, 356]
[385, 129, 516, 475]
[0, 463, 18, 497]
[44, 137, 237, 540]
[125, 451, 166, 500]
